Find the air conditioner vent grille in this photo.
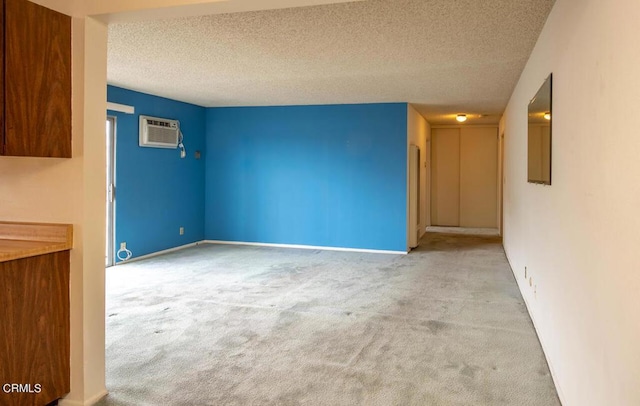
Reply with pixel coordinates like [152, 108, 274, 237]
[147, 126, 178, 144]
[149, 119, 170, 127]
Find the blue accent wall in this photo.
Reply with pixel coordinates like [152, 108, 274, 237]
[107, 86, 206, 262]
[205, 104, 408, 252]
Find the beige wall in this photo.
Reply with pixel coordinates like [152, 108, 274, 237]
[407, 104, 430, 243]
[78, 18, 109, 405]
[501, 0, 640, 404]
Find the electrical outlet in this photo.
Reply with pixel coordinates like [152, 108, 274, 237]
[179, 227, 184, 235]
[524, 266, 527, 279]
[120, 242, 126, 250]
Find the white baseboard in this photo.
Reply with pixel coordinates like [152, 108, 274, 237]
[59, 389, 108, 406]
[115, 242, 201, 264]
[112, 240, 407, 265]
[203, 240, 407, 255]
[503, 249, 566, 406]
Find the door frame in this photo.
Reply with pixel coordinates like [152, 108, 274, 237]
[499, 130, 505, 237]
[106, 116, 117, 267]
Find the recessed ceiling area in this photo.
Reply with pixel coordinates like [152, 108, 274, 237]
[107, 0, 555, 125]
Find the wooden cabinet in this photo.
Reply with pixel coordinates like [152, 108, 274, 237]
[1, 0, 72, 158]
[0, 222, 72, 406]
[0, 251, 71, 406]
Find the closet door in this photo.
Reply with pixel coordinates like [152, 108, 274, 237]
[431, 128, 460, 226]
[460, 127, 498, 227]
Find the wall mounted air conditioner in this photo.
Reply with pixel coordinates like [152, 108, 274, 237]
[139, 115, 179, 148]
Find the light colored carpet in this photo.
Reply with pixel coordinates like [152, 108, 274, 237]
[97, 233, 559, 406]
[426, 226, 501, 236]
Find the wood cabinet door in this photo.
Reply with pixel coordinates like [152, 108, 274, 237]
[4, 0, 71, 158]
[0, 251, 71, 405]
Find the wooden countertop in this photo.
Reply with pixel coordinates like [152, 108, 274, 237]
[0, 221, 73, 262]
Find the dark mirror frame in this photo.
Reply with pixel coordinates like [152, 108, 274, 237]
[527, 74, 552, 185]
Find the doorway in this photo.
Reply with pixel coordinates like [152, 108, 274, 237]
[408, 144, 420, 249]
[106, 116, 116, 267]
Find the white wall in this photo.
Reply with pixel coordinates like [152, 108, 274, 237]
[501, 0, 640, 404]
[407, 104, 430, 241]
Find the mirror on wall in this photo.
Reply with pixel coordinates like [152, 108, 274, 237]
[528, 74, 552, 185]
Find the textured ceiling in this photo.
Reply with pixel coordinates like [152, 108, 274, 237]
[108, 0, 555, 124]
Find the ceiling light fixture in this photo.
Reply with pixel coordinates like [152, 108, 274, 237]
[544, 112, 551, 120]
[456, 114, 467, 123]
